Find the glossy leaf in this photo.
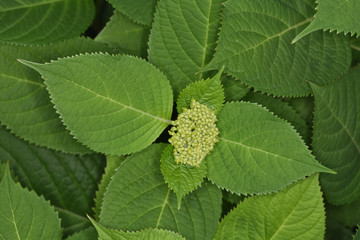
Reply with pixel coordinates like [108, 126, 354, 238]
[107, 0, 157, 26]
[20, 53, 173, 155]
[148, 0, 223, 96]
[95, 11, 150, 57]
[0, 0, 95, 44]
[0, 37, 114, 154]
[204, 0, 351, 96]
[100, 144, 222, 240]
[0, 125, 105, 236]
[312, 66, 360, 205]
[176, 68, 224, 114]
[294, 0, 360, 42]
[214, 174, 326, 240]
[0, 166, 62, 240]
[160, 144, 207, 209]
[206, 102, 333, 195]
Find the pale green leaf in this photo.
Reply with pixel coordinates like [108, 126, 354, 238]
[293, 0, 360, 42]
[244, 92, 311, 144]
[0, 125, 105, 236]
[65, 227, 97, 240]
[100, 144, 222, 240]
[221, 75, 250, 102]
[311, 66, 360, 205]
[0, 0, 95, 44]
[213, 174, 326, 240]
[148, 0, 223, 97]
[327, 198, 360, 228]
[0, 166, 62, 240]
[93, 155, 126, 221]
[20, 53, 173, 155]
[206, 102, 333, 195]
[107, 0, 157, 26]
[160, 144, 207, 209]
[91, 219, 186, 240]
[204, 0, 351, 96]
[95, 11, 150, 57]
[177, 68, 225, 114]
[0, 37, 114, 154]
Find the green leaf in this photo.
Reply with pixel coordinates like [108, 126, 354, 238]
[20, 53, 173, 155]
[0, 37, 114, 154]
[91, 219, 186, 240]
[0, 125, 105, 236]
[325, 219, 354, 240]
[65, 227, 97, 240]
[285, 96, 314, 126]
[327, 198, 360, 228]
[351, 38, 360, 66]
[95, 11, 150, 57]
[107, 0, 157, 26]
[204, 0, 351, 96]
[206, 102, 333, 195]
[160, 144, 207, 209]
[355, 226, 360, 240]
[293, 0, 360, 43]
[221, 75, 250, 102]
[311, 66, 360, 205]
[244, 92, 311, 144]
[177, 68, 224, 114]
[148, 0, 223, 97]
[93, 155, 126, 221]
[100, 144, 222, 240]
[213, 174, 326, 240]
[0, 0, 95, 44]
[0, 165, 62, 240]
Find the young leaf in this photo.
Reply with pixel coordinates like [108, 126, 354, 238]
[213, 174, 326, 240]
[95, 11, 150, 57]
[176, 68, 225, 114]
[0, 37, 114, 154]
[106, 0, 157, 26]
[20, 54, 173, 155]
[244, 92, 311, 144]
[206, 102, 333, 195]
[148, 0, 223, 96]
[100, 144, 222, 240]
[93, 155, 126, 221]
[160, 144, 207, 209]
[91, 219, 186, 240]
[293, 0, 360, 43]
[0, 125, 105, 236]
[65, 227, 97, 240]
[203, 0, 351, 96]
[0, 0, 95, 44]
[311, 66, 360, 205]
[0, 166, 62, 240]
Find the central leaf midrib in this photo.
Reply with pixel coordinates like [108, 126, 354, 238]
[0, 0, 64, 12]
[53, 77, 171, 124]
[156, 188, 171, 228]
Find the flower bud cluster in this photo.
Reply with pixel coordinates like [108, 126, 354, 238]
[169, 99, 219, 166]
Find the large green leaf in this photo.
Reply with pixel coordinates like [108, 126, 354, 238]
[20, 54, 173, 155]
[93, 155, 126, 221]
[352, 38, 360, 66]
[65, 227, 97, 240]
[91, 219, 186, 240]
[244, 92, 311, 144]
[148, 0, 223, 96]
[0, 125, 105, 236]
[0, 0, 95, 44]
[100, 144, 222, 240]
[293, 0, 360, 42]
[0, 166, 62, 240]
[311, 66, 360, 205]
[206, 102, 333, 195]
[204, 0, 351, 96]
[327, 198, 360, 228]
[213, 174, 326, 240]
[107, 0, 157, 26]
[0, 37, 114, 154]
[95, 11, 150, 57]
